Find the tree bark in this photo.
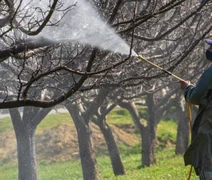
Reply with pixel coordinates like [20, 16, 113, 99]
[175, 98, 189, 154]
[16, 127, 37, 180]
[141, 128, 150, 167]
[141, 127, 156, 167]
[116, 98, 157, 167]
[96, 118, 125, 175]
[9, 107, 51, 180]
[66, 104, 99, 180]
[77, 123, 98, 180]
[9, 108, 37, 180]
[142, 93, 157, 167]
[117, 95, 157, 167]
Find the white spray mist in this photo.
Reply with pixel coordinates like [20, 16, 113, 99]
[19, 0, 136, 56]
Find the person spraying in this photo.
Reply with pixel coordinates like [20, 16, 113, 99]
[179, 39, 212, 179]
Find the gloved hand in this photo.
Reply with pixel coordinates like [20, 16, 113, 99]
[179, 80, 190, 89]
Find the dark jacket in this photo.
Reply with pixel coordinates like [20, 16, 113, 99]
[183, 65, 212, 175]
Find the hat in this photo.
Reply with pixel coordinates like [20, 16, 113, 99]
[206, 39, 212, 45]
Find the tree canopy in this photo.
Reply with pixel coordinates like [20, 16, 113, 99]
[0, 0, 210, 108]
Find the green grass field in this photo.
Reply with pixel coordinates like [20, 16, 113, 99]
[0, 107, 199, 180]
[0, 148, 198, 180]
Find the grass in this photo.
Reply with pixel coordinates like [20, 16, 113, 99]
[107, 107, 132, 125]
[0, 107, 132, 134]
[0, 148, 198, 180]
[38, 160, 82, 180]
[157, 120, 177, 149]
[157, 120, 177, 138]
[0, 107, 198, 179]
[98, 149, 198, 180]
[0, 117, 13, 133]
[0, 112, 73, 133]
[37, 113, 72, 132]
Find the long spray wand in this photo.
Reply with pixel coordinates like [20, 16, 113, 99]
[137, 55, 185, 81]
[136, 54, 192, 133]
[136, 54, 193, 180]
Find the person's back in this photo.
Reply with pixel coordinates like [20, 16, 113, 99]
[179, 39, 212, 180]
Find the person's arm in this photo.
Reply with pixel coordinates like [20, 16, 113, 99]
[180, 65, 212, 105]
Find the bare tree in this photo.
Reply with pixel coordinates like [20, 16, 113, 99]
[0, 0, 211, 180]
[92, 99, 126, 176]
[0, 0, 210, 109]
[9, 107, 52, 180]
[65, 88, 111, 180]
[115, 84, 177, 167]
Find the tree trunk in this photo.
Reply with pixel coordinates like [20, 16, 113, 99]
[141, 128, 151, 167]
[66, 105, 99, 180]
[117, 99, 157, 167]
[175, 99, 189, 154]
[97, 118, 125, 175]
[16, 127, 37, 180]
[9, 107, 51, 180]
[142, 93, 157, 167]
[141, 126, 157, 167]
[77, 123, 99, 180]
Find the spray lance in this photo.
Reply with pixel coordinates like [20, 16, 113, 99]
[136, 54, 192, 128]
[137, 55, 185, 81]
[136, 54, 193, 179]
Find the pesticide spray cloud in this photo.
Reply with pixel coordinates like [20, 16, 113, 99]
[19, 0, 136, 56]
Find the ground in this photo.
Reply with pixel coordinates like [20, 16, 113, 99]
[0, 123, 140, 163]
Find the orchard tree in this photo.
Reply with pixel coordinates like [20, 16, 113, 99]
[0, 0, 211, 180]
[0, 0, 210, 109]
[72, 0, 212, 174]
[65, 88, 111, 180]
[9, 106, 52, 180]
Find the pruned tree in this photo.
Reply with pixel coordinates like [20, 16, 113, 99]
[65, 88, 111, 180]
[9, 106, 52, 180]
[92, 99, 126, 176]
[0, 0, 210, 109]
[0, 0, 211, 180]
[116, 84, 178, 167]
